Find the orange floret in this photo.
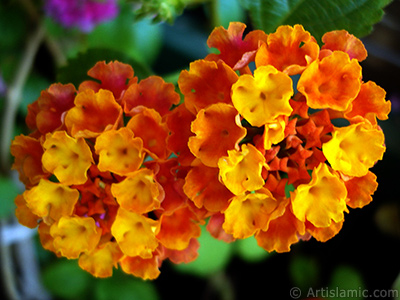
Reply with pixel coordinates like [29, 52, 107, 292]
[322, 30, 368, 62]
[111, 207, 159, 258]
[291, 163, 348, 228]
[126, 107, 170, 160]
[255, 201, 305, 253]
[23, 179, 79, 224]
[78, 241, 123, 278]
[119, 254, 161, 280]
[231, 65, 293, 127]
[218, 144, 268, 195]
[344, 171, 378, 209]
[79, 61, 137, 100]
[183, 163, 233, 212]
[178, 59, 238, 115]
[157, 206, 201, 250]
[111, 169, 163, 214]
[205, 22, 268, 70]
[344, 81, 391, 124]
[255, 25, 319, 75]
[26, 83, 76, 134]
[65, 89, 123, 138]
[122, 76, 180, 117]
[50, 216, 102, 259]
[222, 188, 283, 239]
[322, 122, 386, 177]
[15, 194, 40, 229]
[297, 51, 362, 111]
[42, 131, 93, 185]
[188, 103, 246, 167]
[166, 104, 196, 166]
[10, 135, 48, 187]
[95, 127, 144, 176]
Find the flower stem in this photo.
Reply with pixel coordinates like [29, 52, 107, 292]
[0, 24, 45, 173]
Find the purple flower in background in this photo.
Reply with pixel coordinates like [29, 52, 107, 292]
[44, 0, 119, 33]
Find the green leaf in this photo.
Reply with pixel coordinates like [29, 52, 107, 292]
[56, 48, 152, 87]
[235, 236, 270, 263]
[94, 270, 159, 300]
[174, 225, 233, 277]
[328, 265, 365, 300]
[87, 4, 162, 65]
[241, 0, 393, 42]
[42, 259, 92, 299]
[0, 176, 19, 218]
[289, 255, 320, 292]
[0, 5, 27, 50]
[212, 0, 246, 28]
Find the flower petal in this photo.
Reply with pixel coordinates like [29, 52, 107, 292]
[218, 144, 268, 195]
[24, 179, 79, 224]
[183, 163, 233, 212]
[188, 103, 246, 167]
[297, 51, 362, 111]
[255, 202, 305, 253]
[291, 163, 348, 228]
[345, 171, 378, 209]
[27, 83, 76, 134]
[50, 216, 102, 259]
[95, 127, 144, 176]
[255, 24, 319, 75]
[126, 107, 170, 160]
[119, 255, 160, 280]
[78, 241, 123, 278]
[205, 22, 268, 69]
[232, 65, 293, 127]
[11, 135, 48, 187]
[178, 60, 238, 115]
[111, 207, 159, 258]
[157, 206, 201, 250]
[344, 81, 391, 124]
[122, 76, 180, 117]
[322, 30, 367, 61]
[65, 89, 122, 138]
[42, 131, 93, 185]
[79, 61, 136, 100]
[111, 169, 163, 214]
[223, 188, 281, 239]
[322, 122, 385, 177]
[15, 194, 39, 228]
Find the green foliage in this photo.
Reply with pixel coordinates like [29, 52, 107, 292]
[87, 6, 162, 65]
[212, 0, 246, 28]
[42, 259, 92, 300]
[94, 270, 159, 300]
[289, 255, 320, 292]
[240, 0, 393, 42]
[235, 236, 270, 263]
[174, 225, 233, 277]
[0, 176, 19, 218]
[328, 265, 365, 300]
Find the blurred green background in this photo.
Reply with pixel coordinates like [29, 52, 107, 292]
[1, 0, 399, 299]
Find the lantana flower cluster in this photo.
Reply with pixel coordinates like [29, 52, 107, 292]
[11, 23, 391, 280]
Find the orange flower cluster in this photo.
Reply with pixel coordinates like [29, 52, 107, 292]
[177, 23, 390, 251]
[11, 23, 391, 279]
[11, 61, 202, 279]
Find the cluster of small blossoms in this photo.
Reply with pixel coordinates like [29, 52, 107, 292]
[176, 23, 390, 251]
[44, 0, 119, 32]
[10, 23, 391, 280]
[11, 61, 204, 279]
